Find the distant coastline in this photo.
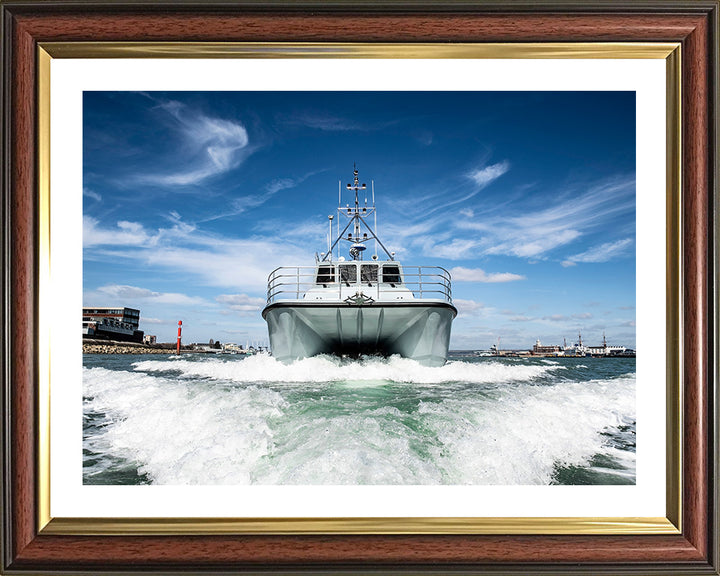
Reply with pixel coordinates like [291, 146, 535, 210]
[83, 338, 193, 355]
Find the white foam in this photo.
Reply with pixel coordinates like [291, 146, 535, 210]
[84, 359, 635, 486]
[84, 367, 286, 483]
[418, 376, 636, 484]
[132, 354, 561, 385]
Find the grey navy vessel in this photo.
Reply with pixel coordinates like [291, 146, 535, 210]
[262, 167, 457, 366]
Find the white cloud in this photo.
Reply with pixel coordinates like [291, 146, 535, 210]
[453, 298, 485, 317]
[117, 221, 145, 235]
[83, 216, 195, 248]
[140, 240, 309, 291]
[83, 216, 151, 247]
[424, 239, 482, 260]
[561, 238, 634, 267]
[488, 229, 582, 259]
[543, 314, 568, 322]
[141, 317, 168, 325]
[468, 161, 510, 188]
[265, 178, 296, 195]
[84, 213, 313, 292]
[542, 314, 591, 322]
[139, 100, 252, 186]
[449, 266, 525, 283]
[216, 293, 267, 315]
[93, 284, 207, 306]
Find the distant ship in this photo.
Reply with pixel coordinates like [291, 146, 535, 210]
[262, 166, 457, 366]
[566, 332, 636, 357]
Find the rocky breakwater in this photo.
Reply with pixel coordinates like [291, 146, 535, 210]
[83, 339, 176, 354]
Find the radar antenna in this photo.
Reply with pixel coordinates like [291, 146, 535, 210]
[323, 165, 394, 262]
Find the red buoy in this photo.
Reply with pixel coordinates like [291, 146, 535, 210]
[176, 320, 182, 354]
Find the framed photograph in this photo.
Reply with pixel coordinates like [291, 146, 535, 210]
[1, 1, 717, 574]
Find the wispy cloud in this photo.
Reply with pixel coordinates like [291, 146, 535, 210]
[420, 161, 511, 218]
[216, 294, 267, 316]
[375, 214, 450, 258]
[265, 178, 297, 195]
[139, 242, 309, 291]
[415, 131, 433, 146]
[138, 99, 252, 186]
[468, 161, 510, 188]
[487, 229, 582, 259]
[83, 216, 151, 247]
[83, 216, 195, 248]
[453, 298, 485, 318]
[457, 176, 635, 261]
[541, 312, 593, 322]
[561, 238, 634, 267]
[294, 114, 361, 131]
[83, 187, 102, 202]
[281, 113, 397, 132]
[351, 173, 634, 268]
[83, 217, 312, 291]
[88, 284, 207, 306]
[449, 266, 525, 283]
[141, 317, 169, 325]
[421, 238, 483, 260]
[201, 172, 322, 222]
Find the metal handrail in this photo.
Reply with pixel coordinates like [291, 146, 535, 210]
[265, 265, 454, 305]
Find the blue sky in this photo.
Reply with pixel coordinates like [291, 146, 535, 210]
[83, 91, 636, 349]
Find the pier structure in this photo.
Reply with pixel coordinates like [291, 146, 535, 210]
[490, 332, 635, 358]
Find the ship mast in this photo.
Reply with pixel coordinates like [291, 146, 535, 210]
[323, 165, 394, 262]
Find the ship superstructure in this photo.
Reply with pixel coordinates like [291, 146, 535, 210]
[261, 166, 457, 366]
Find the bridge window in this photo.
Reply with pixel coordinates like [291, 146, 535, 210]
[339, 264, 357, 285]
[316, 265, 336, 284]
[382, 265, 402, 285]
[361, 264, 378, 284]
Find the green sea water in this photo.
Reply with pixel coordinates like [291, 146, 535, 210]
[83, 353, 636, 485]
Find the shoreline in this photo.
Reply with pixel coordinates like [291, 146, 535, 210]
[83, 339, 196, 355]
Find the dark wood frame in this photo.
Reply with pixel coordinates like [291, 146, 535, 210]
[1, 1, 717, 573]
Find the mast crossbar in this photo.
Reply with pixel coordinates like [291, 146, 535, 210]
[323, 166, 394, 262]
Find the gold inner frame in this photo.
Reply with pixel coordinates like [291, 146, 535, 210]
[36, 42, 682, 536]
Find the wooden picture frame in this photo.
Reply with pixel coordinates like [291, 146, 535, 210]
[1, 1, 717, 573]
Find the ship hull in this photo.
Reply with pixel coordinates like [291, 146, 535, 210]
[262, 301, 457, 367]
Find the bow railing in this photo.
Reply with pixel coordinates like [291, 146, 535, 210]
[265, 265, 453, 305]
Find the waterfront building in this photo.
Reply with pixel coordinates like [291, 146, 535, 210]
[82, 307, 144, 343]
[531, 339, 564, 356]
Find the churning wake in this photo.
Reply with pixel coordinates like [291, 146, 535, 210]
[83, 354, 636, 485]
